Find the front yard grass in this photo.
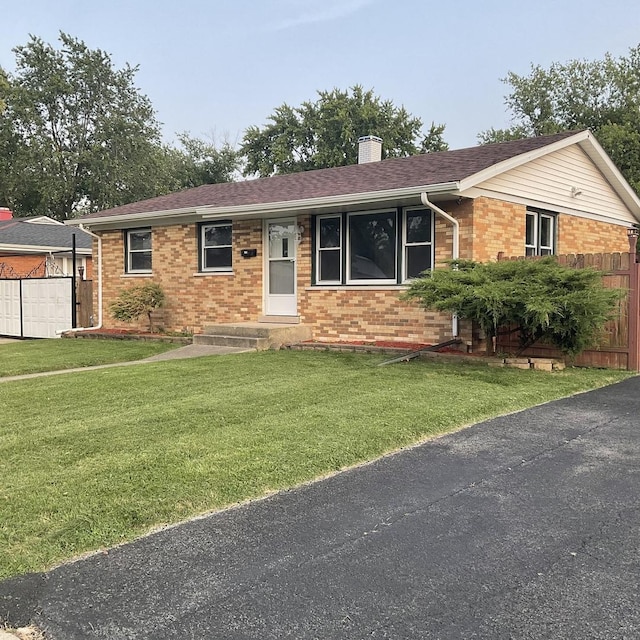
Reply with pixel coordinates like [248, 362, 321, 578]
[0, 350, 632, 579]
[0, 338, 179, 377]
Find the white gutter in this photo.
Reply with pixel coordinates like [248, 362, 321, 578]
[68, 182, 460, 229]
[0, 243, 92, 255]
[421, 192, 459, 337]
[72, 224, 103, 331]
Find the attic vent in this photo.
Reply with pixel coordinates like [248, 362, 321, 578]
[357, 135, 382, 164]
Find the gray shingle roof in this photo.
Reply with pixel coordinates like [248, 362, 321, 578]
[79, 132, 579, 220]
[0, 218, 93, 250]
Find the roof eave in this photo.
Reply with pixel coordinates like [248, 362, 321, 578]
[0, 244, 92, 254]
[458, 131, 593, 192]
[69, 182, 461, 229]
[458, 130, 640, 220]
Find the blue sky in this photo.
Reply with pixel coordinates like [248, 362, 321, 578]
[2, 0, 639, 150]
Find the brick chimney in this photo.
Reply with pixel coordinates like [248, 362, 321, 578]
[0, 207, 13, 220]
[357, 135, 383, 164]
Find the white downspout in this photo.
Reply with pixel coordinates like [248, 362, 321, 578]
[420, 192, 459, 337]
[74, 224, 103, 331]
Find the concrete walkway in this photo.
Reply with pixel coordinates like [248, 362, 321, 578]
[0, 343, 252, 383]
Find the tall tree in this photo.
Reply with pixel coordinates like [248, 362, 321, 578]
[170, 132, 240, 188]
[0, 33, 168, 219]
[479, 45, 640, 193]
[241, 86, 448, 177]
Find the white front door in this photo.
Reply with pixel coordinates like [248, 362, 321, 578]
[265, 219, 298, 316]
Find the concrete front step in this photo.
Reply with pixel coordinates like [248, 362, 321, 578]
[194, 323, 312, 350]
[194, 334, 270, 349]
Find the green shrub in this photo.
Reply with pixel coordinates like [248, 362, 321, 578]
[403, 258, 622, 356]
[110, 282, 165, 332]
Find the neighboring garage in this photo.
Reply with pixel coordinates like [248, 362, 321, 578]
[0, 277, 73, 338]
[0, 209, 94, 338]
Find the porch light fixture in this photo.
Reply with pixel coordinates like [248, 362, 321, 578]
[628, 226, 639, 258]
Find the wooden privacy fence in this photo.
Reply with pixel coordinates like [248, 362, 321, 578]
[496, 251, 640, 371]
[76, 279, 94, 328]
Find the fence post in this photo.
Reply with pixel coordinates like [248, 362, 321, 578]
[628, 232, 640, 371]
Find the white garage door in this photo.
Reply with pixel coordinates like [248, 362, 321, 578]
[0, 280, 22, 336]
[0, 278, 73, 338]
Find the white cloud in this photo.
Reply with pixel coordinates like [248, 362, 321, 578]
[265, 0, 375, 31]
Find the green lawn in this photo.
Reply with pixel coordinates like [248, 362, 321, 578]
[0, 338, 179, 377]
[0, 350, 632, 579]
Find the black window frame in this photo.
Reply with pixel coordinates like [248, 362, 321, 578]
[315, 214, 343, 284]
[402, 206, 434, 281]
[312, 207, 434, 285]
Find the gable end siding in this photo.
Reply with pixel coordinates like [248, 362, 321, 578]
[474, 146, 636, 225]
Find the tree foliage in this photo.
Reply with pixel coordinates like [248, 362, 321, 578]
[0, 33, 242, 219]
[0, 32, 170, 219]
[167, 132, 240, 189]
[404, 259, 621, 357]
[479, 45, 640, 192]
[241, 85, 448, 177]
[110, 282, 165, 332]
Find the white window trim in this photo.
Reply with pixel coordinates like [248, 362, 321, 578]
[402, 206, 434, 282]
[526, 210, 556, 256]
[525, 212, 538, 256]
[201, 222, 233, 272]
[315, 214, 342, 284]
[539, 213, 555, 255]
[126, 228, 152, 274]
[346, 208, 398, 285]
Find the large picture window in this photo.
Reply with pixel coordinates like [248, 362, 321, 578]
[526, 210, 556, 256]
[313, 207, 434, 285]
[126, 228, 152, 273]
[200, 222, 232, 271]
[348, 210, 397, 283]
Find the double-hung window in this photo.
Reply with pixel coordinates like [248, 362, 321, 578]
[126, 228, 152, 273]
[200, 222, 232, 271]
[316, 216, 342, 283]
[314, 207, 434, 285]
[403, 207, 433, 280]
[526, 209, 556, 256]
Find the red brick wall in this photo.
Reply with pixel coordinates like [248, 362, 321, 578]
[0, 254, 93, 279]
[0, 255, 46, 277]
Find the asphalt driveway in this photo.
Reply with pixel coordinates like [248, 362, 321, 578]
[1, 376, 639, 639]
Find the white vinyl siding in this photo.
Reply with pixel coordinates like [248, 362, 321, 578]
[476, 146, 636, 224]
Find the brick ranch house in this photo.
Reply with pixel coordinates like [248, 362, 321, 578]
[68, 130, 640, 349]
[0, 209, 93, 279]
